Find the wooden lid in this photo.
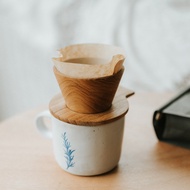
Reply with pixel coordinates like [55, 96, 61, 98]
[49, 86, 134, 126]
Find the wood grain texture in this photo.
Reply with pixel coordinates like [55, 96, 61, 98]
[49, 86, 134, 126]
[53, 66, 124, 114]
[1, 92, 190, 190]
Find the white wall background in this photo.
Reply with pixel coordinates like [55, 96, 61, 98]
[0, 0, 190, 120]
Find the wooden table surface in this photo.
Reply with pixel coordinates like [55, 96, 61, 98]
[1, 92, 190, 190]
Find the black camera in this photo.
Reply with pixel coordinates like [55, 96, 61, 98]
[153, 87, 190, 148]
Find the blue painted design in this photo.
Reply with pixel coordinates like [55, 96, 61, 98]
[62, 132, 75, 169]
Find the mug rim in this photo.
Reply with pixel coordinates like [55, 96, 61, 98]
[50, 112, 125, 127]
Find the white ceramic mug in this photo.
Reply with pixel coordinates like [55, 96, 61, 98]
[35, 110, 125, 176]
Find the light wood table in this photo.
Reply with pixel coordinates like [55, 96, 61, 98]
[1, 92, 190, 190]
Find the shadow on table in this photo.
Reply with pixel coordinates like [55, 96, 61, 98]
[161, 140, 190, 150]
[153, 140, 190, 168]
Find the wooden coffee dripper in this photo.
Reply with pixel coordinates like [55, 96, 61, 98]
[52, 43, 132, 114]
[54, 66, 124, 114]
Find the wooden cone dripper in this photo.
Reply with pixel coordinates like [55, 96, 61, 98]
[52, 44, 126, 114]
[53, 66, 124, 114]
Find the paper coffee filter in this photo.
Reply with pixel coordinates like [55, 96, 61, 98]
[53, 58, 113, 78]
[59, 44, 126, 60]
[52, 43, 126, 78]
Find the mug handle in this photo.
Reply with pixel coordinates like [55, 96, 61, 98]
[35, 110, 52, 139]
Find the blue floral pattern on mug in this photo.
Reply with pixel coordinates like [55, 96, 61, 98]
[62, 132, 75, 169]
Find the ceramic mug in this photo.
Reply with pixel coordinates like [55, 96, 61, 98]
[35, 110, 125, 176]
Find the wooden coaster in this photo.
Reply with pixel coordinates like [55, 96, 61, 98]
[49, 86, 134, 126]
